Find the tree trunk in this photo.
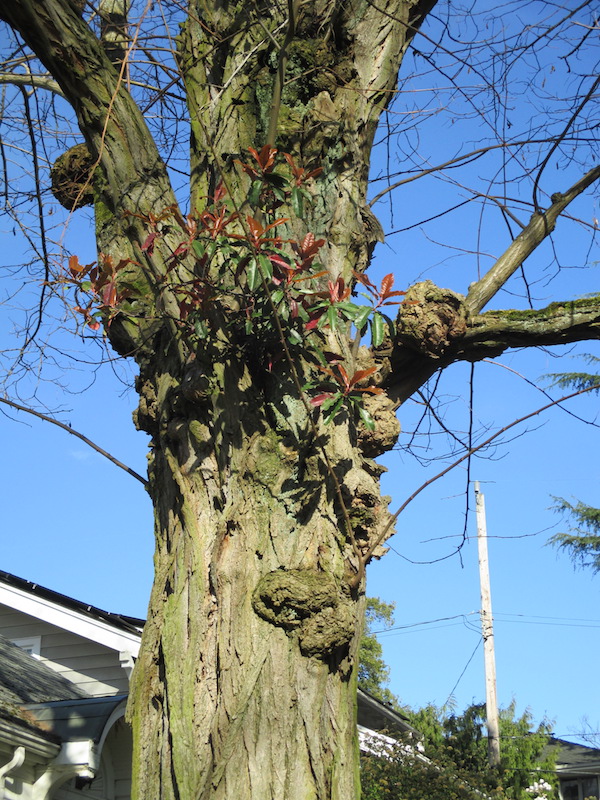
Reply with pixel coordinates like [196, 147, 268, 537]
[127, 333, 393, 799]
[2, 1, 600, 797]
[0, 2, 468, 799]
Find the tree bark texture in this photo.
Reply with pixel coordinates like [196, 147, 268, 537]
[128, 344, 388, 799]
[2, 1, 600, 798]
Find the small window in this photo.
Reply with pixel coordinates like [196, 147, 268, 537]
[11, 636, 42, 658]
[562, 781, 581, 800]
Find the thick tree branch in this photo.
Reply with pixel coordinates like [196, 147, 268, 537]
[384, 290, 600, 404]
[459, 298, 600, 357]
[466, 165, 600, 314]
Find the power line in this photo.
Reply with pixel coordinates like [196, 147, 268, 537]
[496, 611, 600, 623]
[371, 611, 480, 636]
[372, 610, 600, 637]
[444, 638, 482, 707]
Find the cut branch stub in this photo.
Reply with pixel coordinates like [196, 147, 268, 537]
[50, 143, 95, 210]
[395, 280, 468, 358]
[252, 569, 355, 658]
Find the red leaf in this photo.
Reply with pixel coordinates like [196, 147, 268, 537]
[358, 386, 384, 395]
[353, 271, 376, 291]
[379, 273, 395, 298]
[348, 366, 378, 387]
[302, 232, 315, 253]
[249, 145, 277, 173]
[310, 393, 333, 407]
[68, 254, 83, 276]
[213, 181, 227, 204]
[268, 254, 290, 270]
[142, 232, 158, 255]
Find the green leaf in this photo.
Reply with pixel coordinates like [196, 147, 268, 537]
[321, 393, 343, 412]
[272, 186, 287, 203]
[357, 404, 376, 431]
[296, 305, 309, 322]
[248, 180, 263, 208]
[291, 186, 304, 217]
[323, 396, 344, 424]
[288, 328, 303, 345]
[258, 253, 273, 281]
[271, 289, 284, 305]
[327, 305, 338, 330]
[353, 305, 372, 332]
[246, 257, 261, 291]
[336, 301, 361, 318]
[371, 312, 385, 347]
[191, 240, 205, 260]
[194, 319, 209, 339]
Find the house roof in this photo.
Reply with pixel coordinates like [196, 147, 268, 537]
[0, 635, 89, 706]
[356, 688, 420, 738]
[0, 571, 144, 634]
[26, 695, 128, 744]
[548, 738, 600, 776]
[0, 570, 143, 656]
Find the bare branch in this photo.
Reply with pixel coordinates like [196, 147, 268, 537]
[466, 165, 600, 315]
[0, 396, 147, 485]
[364, 383, 600, 562]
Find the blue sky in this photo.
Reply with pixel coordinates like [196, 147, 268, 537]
[1, 0, 599, 750]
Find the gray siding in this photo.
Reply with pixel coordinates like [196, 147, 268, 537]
[0, 604, 130, 696]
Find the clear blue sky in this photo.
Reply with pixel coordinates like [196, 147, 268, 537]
[1, 0, 599, 749]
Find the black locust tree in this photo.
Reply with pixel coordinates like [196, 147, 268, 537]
[0, 1, 599, 798]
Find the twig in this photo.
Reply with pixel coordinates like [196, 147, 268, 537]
[466, 164, 600, 315]
[362, 383, 599, 565]
[0, 397, 147, 485]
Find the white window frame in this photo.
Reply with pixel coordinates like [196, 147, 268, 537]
[11, 635, 42, 658]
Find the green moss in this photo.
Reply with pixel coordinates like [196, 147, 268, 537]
[481, 295, 600, 322]
[188, 419, 210, 444]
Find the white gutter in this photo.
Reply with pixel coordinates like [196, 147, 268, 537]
[0, 583, 141, 656]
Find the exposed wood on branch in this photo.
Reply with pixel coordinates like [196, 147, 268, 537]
[0, 72, 64, 96]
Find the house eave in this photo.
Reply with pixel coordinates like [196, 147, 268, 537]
[0, 578, 141, 656]
[0, 718, 60, 761]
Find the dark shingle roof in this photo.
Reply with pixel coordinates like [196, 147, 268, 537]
[0, 635, 89, 705]
[549, 738, 600, 775]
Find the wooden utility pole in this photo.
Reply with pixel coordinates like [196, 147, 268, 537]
[474, 481, 501, 767]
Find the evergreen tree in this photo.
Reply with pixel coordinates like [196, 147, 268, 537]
[358, 598, 402, 708]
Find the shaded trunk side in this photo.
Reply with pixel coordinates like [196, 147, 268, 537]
[128, 341, 390, 799]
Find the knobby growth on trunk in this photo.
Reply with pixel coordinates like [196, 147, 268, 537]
[0, 0, 598, 798]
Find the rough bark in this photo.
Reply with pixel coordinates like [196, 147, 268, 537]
[2, 1, 599, 799]
[383, 284, 600, 403]
[128, 343, 387, 799]
[0, 1, 423, 797]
